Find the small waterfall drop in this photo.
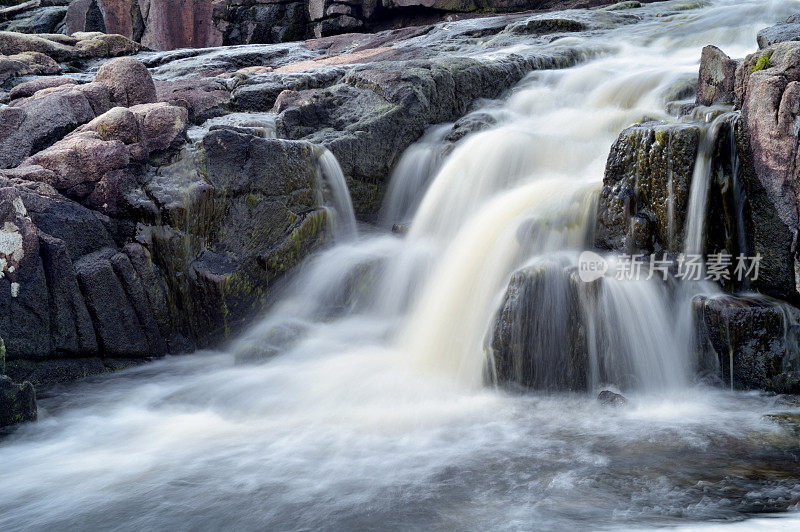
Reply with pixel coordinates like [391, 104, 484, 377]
[380, 124, 452, 227]
[317, 149, 358, 240]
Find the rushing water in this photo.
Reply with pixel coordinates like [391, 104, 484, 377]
[3, 1, 800, 530]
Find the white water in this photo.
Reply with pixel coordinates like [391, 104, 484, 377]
[317, 149, 358, 240]
[3, 1, 800, 530]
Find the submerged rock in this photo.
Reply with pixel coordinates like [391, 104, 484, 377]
[598, 390, 627, 407]
[490, 262, 593, 391]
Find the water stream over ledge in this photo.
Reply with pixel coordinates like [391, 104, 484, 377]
[3, 0, 800, 530]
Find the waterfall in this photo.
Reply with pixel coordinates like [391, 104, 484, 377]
[380, 124, 452, 228]
[5, 1, 800, 529]
[317, 149, 358, 240]
[684, 112, 739, 256]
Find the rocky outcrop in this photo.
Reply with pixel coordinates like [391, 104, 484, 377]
[591, 16, 800, 395]
[595, 121, 701, 254]
[694, 295, 800, 393]
[59, 0, 658, 50]
[757, 13, 800, 49]
[0, 1, 677, 425]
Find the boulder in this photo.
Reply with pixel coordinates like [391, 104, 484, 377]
[0, 51, 60, 84]
[734, 41, 800, 300]
[155, 78, 231, 123]
[490, 262, 592, 391]
[696, 45, 738, 106]
[8, 76, 75, 101]
[0, 6, 68, 35]
[0, 85, 103, 169]
[595, 121, 701, 254]
[94, 56, 157, 107]
[694, 294, 800, 393]
[598, 390, 627, 406]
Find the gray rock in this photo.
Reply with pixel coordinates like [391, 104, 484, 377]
[598, 390, 627, 407]
[0, 87, 97, 169]
[757, 14, 800, 49]
[696, 45, 737, 106]
[74, 249, 151, 358]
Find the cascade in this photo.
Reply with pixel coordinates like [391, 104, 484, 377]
[3, 2, 800, 530]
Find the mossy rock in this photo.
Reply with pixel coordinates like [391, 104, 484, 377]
[602, 1, 642, 11]
[0, 376, 37, 428]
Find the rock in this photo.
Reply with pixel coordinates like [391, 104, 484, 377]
[598, 390, 627, 407]
[696, 45, 738, 106]
[0, 30, 73, 61]
[27, 102, 187, 211]
[8, 76, 75, 101]
[0, 51, 60, 84]
[490, 262, 591, 391]
[603, 1, 642, 10]
[595, 121, 701, 254]
[38, 232, 98, 356]
[0, 85, 99, 169]
[694, 294, 800, 392]
[0, 6, 68, 35]
[734, 41, 800, 300]
[155, 78, 231, 123]
[0, 376, 36, 428]
[94, 57, 157, 107]
[74, 248, 151, 358]
[757, 14, 800, 49]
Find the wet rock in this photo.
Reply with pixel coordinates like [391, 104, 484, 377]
[693, 294, 800, 392]
[595, 121, 701, 254]
[598, 390, 627, 407]
[757, 14, 800, 49]
[0, 376, 36, 428]
[490, 262, 591, 391]
[94, 57, 157, 107]
[734, 41, 800, 300]
[697, 45, 738, 106]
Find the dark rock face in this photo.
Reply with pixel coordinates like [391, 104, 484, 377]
[694, 295, 800, 393]
[490, 262, 591, 391]
[595, 122, 701, 254]
[0, 376, 37, 428]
